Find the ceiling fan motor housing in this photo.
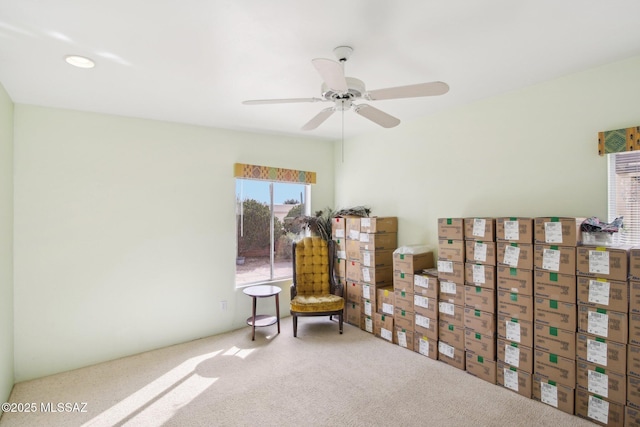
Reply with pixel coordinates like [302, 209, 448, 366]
[321, 77, 366, 103]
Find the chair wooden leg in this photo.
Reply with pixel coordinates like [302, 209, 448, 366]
[339, 311, 343, 334]
[293, 314, 298, 338]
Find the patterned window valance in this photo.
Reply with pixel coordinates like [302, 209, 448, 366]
[598, 126, 640, 155]
[233, 163, 316, 184]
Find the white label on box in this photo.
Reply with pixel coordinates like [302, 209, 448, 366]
[365, 317, 373, 333]
[414, 295, 429, 309]
[359, 232, 369, 242]
[588, 370, 609, 397]
[587, 311, 609, 337]
[588, 280, 610, 306]
[503, 368, 519, 392]
[441, 281, 457, 295]
[362, 268, 371, 283]
[473, 218, 486, 237]
[362, 252, 372, 267]
[474, 242, 487, 262]
[542, 248, 561, 271]
[472, 264, 486, 284]
[589, 250, 610, 275]
[503, 245, 521, 267]
[382, 303, 394, 315]
[438, 341, 455, 359]
[414, 275, 430, 289]
[397, 330, 407, 348]
[381, 327, 393, 342]
[439, 302, 455, 316]
[335, 229, 345, 238]
[586, 338, 608, 366]
[504, 344, 520, 367]
[541, 382, 558, 408]
[362, 284, 371, 300]
[419, 337, 430, 356]
[349, 230, 360, 240]
[337, 250, 346, 259]
[506, 320, 521, 342]
[437, 260, 454, 273]
[361, 218, 371, 228]
[416, 314, 430, 329]
[587, 395, 609, 424]
[544, 222, 563, 244]
[504, 220, 520, 241]
[364, 300, 372, 316]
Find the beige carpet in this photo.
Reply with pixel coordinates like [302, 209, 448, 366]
[1, 316, 595, 427]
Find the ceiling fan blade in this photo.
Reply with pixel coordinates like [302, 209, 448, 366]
[367, 81, 450, 100]
[301, 107, 335, 131]
[242, 97, 324, 105]
[312, 58, 348, 93]
[353, 104, 400, 128]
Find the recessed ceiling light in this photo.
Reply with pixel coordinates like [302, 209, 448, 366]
[64, 55, 95, 69]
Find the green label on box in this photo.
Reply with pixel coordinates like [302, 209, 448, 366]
[400, 254, 405, 260]
[551, 245, 559, 250]
[510, 268, 517, 276]
[597, 308, 607, 314]
[550, 273, 558, 282]
[596, 337, 605, 343]
[550, 327, 558, 336]
[549, 380, 556, 386]
[476, 286, 482, 293]
[511, 342, 519, 348]
[550, 353, 558, 364]
[511, 318, 518, 323]
[448, 240, 453, 244]
[381, 315, 385, 320]
[475, 310, 481, 317]
[401, 291, 406, 297]
[596, 367, 605, 374]
[447, 218, 452, 225]
[449, 324, 454, 331]
[510, 367, 517, 372]
[510, 293, 518, 301]
[510, 217, 517, 221]
[511, 243, 518, 247]
[550, 300, 558, 309]
[475, 333, 481, 340]
[402, 310, 406, 316]
[478, 355, 484, 363]
[551, 217, 559, 222]
[401, 273, 405, 279]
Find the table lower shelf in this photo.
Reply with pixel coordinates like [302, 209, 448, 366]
[247, 314, 278, 327]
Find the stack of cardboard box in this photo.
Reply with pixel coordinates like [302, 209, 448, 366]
[334, 217, 358, 327]
[531, 217, 582, 415]
[437, 218, 466, 370]
[495, 217, 535, 398]
[574, 240, 630, 426]
[628, 248, 640, 426]
[463, 218, 498, 384]
[413, 268, 440, 360]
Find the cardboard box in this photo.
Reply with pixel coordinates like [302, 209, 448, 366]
[393, 251, 434, 274]
[437, 239, 465, 263]
[414, 310, 438, 341]
[534, 323, 576, 360]
[346, 281, 361, 304]
[576, 332, 628, 374]
[631, 312, 640, 346]
[464, 217, 496, 242]
[394, 289, 413, 313]
[439, 319, 465, 348]
[626, 406, 640, 427]
[534, 244, 576, 275]
[414, 271, 439, 299]
[374, 312, 394, 343]
[497, 314, 534, 348]
[436, 260, 464, 284]
[576, 245, 630, 282]
[393, 271, 414, 292]
[534, 217, 585, 246]
[346, 260, 361, 282]
[498, 339, 533, 373]
[346, 240, 361, 262]
[361, 265, 393, 285]
[464, 285, 496, 312]
[465, 351, 497, 384]
[334, 257, 346, 279]
[534, 349, 576, 386]
[576, 360, 627, 405]
[360, 249, 393, 268]
[465, 328, 496, 360]
[414, 295, 438, 318]
[630, 246, 640, 281]
[438, 302, 464, 327]
[577, 276, 629, 313]
[578, 305, 628, 344]
[438, 341, 465, 370]
[438, 217, 464, 240]
[628, 375, 640, 409]
[361, 313, 374, 334]
[533, 270, 577, 304]
[439, 280, 464, 306]
[345, 216, 361, 240]
[414, 333, 438, 360]
[465, 240, 497, 266]
[395, 325, 414, 350]
[534, 297, 577, 332]
[495, 217, 534, 244]
[334, 238, 346, 259]
[497, 361, 532, 398]
[361, 283, 377, 308]
[345, 301, 361, 326]
[497, 242, 534, 270]
[376, 285, 395, 316]
[331, 217, 346, 239]
[463, 307, 496, 337]
[464, 262, 496, 289]
[631, 281, 640, 314]
[359, 233, 397, 251]
[497, 266, 533, 295]
[532, 374, 575, 415]
[575, 388, 625, 427]
[394, 306, 414, 332]
[629, 344, 640, 378]
[497, 291, 533, 322]
[360, 216, 398, 234]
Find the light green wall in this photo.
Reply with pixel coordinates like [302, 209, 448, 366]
[12, 106, 334, 381]
[335, 55, 640, 248]
[0, 83, 15, 402]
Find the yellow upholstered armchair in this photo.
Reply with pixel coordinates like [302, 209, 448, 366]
[290, 236, 344, 337]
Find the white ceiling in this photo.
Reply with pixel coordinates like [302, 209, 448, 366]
[1, 1, 640, 141]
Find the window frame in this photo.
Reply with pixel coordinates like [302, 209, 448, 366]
[607, 150, 640, 245]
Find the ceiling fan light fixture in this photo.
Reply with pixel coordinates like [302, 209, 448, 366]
[64, 55, 95, 69]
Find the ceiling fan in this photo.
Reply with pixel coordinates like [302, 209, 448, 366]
[242, 46, 450, 131]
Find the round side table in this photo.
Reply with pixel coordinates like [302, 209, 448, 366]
[242, 285, 281, 341]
